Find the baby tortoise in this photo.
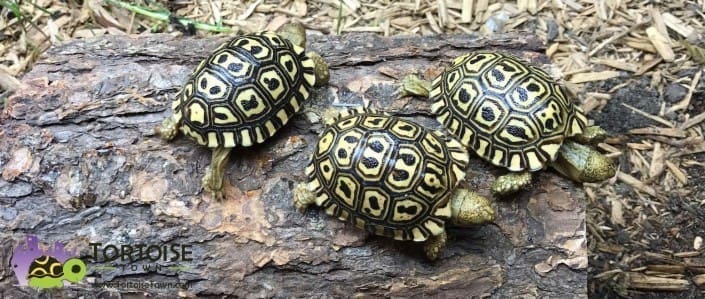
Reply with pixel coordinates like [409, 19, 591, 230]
[157, 22, 330, 200]
[294, 108, 495, 260]
[398, 51, 615, 195]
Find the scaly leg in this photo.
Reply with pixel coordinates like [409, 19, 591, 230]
[491, 171, 532, 196]
[423, 230, 448, 261]
[156, 115, 179, 141]
[572, 125, 607, 145]
[293, 183, 317, 212]
[202, 146, 233, 201]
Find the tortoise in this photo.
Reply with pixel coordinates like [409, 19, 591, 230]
[157, 22, 330, 200]
[294, 108, 495, 260]
[397, 51, 616, 195]
[27, 255, 86, 289]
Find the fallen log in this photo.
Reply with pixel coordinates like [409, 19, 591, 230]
[0, 32, 587, 297]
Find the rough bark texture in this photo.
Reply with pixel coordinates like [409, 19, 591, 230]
[0, 33, 587, 298]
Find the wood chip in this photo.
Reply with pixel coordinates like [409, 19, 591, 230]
[635, 57, 664, 76]
[617, 172, 659, 198]
[264, 15, 289, 31]
[588, 21, 647, 57]
[342, 0, 361, 12]
[626, 272, 690, 291]
[695, 236, 703, 251]
[650, 7, 671, 44]
[668, 68, 703, 114]
[629, 127, 686, 138]
[695, 274, 705, 287]
[648, 142, 665, 179]
[662, 12, 695, 38]
[594, 268, 623, 279]
[665, 160, 688, 185]
[461, 0, 473, 23]
[621, 103, 675, 127]
[437, 0, 448, 28]
[627, 142, 653, 151]
[626, 40, 658, 53]
[674, 251, 702, 258]
[646, 26, 676, 62]
[342, 26, 384, 33]
[681, 111, 705, 130]
[684, 257, 705, 267]
[425, 11, 443, 34]
[560, 0, 585, 11]
[598, 143, 622, 155]
[646, 265, 686, 274]
[291, 0, 308, 17]
[238, 0, 263, 20]
[592, 58, 638, 72]
[568, 70, 620, 83]
[474, 0, 488, 22]
[609, 197, 625, 226]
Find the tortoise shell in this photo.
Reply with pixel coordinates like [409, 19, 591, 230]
[27, 256, 63, 279]
[170, 31, 316, 147]
[429, 51, 588, 172]
[304, 109, 469, 241]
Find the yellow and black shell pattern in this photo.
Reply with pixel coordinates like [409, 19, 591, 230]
[170, 31, 316, 148]
[27, 256, 63, 279]
[429, 51, 588, 172]
[304, 109, 470, 242]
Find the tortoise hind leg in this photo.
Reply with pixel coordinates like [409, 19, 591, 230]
[491, 171, 532, 196]
[293, 183, 316, 212]
[423, 231, 447, 261]
[202, 146, 233, 201]
[572, 125, 608, 145]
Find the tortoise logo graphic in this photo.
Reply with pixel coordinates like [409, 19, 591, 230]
[11, 236, 87, 289]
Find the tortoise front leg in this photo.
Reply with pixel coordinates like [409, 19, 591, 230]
[423, 230, 448, 261]
[156, 114, 180, 141]
[491, 171, 532, 196]
[202, 146, 233, 201]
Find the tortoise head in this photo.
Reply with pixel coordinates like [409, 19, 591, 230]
[449, 189, 496, 227]
[276, 22, 306, 48]
[275, 22, 330, 87]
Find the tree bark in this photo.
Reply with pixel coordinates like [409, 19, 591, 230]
[0, 32, 587, 298]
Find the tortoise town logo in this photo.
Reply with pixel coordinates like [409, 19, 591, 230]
[10, 235, 87, 289]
